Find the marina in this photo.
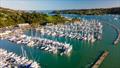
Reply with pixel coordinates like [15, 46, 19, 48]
[0, 0, 120, 68]
[0, 14, 120, 68]
[37, 19, 103, 43]
[0, 28, 72, 56]
[0, 48, 40, 68]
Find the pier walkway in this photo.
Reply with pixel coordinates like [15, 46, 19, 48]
[114, 32, 120, 45]
[104, 22, 120, 45]
[92, 51, 109, 68]
[109, 24, 120, 45]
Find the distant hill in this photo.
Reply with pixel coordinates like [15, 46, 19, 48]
[52, 7, 120, 15]
[0, 7, 25, 27]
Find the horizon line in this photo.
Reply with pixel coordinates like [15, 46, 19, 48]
[1, 6, 120, 11]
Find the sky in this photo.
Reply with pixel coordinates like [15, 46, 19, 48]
[0, 0, 120, 10]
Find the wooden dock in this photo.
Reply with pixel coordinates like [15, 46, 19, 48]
[92, 51, 109, 68]
[114, 32, 120, 45]
[110, 23, 120, 45]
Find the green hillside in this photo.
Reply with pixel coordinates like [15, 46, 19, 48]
[52, 7, 120, 15]
[0, 7, 67, 28]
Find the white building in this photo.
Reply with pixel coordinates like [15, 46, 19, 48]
[17, 23, 30, 28]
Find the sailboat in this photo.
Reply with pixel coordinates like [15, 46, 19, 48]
[91, 33, 96, 43]
[21, 46, 27, 58]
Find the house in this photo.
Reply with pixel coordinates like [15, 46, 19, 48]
[17, 23, 30, 28]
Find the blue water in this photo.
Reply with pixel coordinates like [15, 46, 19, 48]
[0, 14, 120, 68]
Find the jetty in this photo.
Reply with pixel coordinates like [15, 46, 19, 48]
[104, 22, 120, 45]
[114, 32, 120, 45]
[92, 51, 109, 68]
[37, 19, 103, 43]
[0, 28, 72, 56]
[109, 23, 120, 45]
